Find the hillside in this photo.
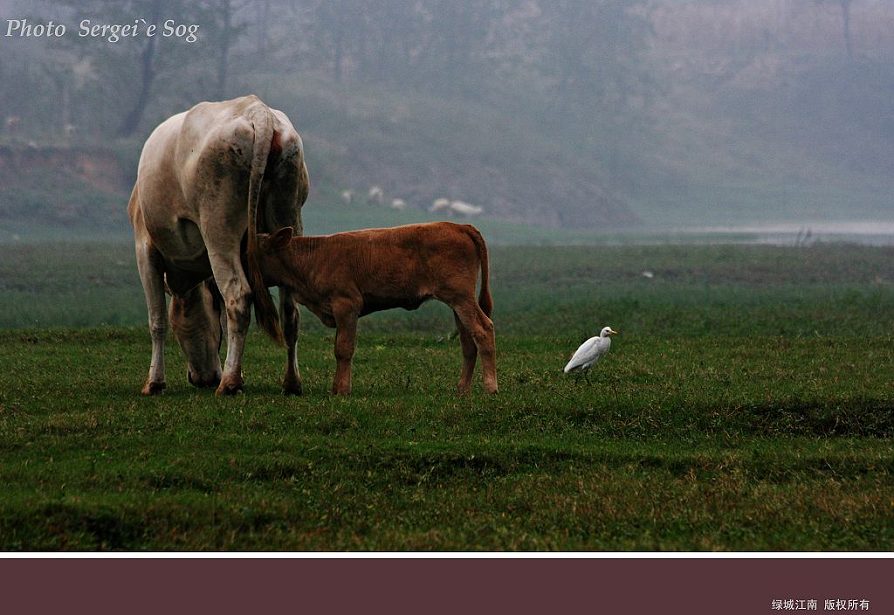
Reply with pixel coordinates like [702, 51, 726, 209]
[246, 75, 638, 229]
[628, 0, 894, 226]
[0, 78, 639, 238]
[2, 0, 893, 237]
[0, 145, 132, 239]
[3, 52, 893, 239]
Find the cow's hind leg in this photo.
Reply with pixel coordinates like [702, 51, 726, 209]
[452, 299, 497, 394]
[280, 287, 302, 395]
[135, 242, 168, 395]
[208, 251, 252, 395]
[453, 311, 477, 395]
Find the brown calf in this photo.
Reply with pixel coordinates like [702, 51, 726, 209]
[257, 222, 497, 395]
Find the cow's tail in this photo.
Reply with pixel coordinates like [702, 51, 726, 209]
[466, 225, 493, 317]
[246, 103, 284, 345]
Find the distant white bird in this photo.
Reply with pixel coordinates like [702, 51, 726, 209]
[563, 327, 618, 377]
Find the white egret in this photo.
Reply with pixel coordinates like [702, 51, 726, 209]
[563, 327, 618, 378]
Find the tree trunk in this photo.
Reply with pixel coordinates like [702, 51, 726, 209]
[60, 80, 71, 139]
[117, 0, 163, 137]
[216, 0, 232, 99]
[256, 0, 270, 61]
[333, 20, 344, 82]
[840, 0, 853, 59]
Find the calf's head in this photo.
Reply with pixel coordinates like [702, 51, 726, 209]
[169, 279, 223, 388]
[256, 226, 297, 287]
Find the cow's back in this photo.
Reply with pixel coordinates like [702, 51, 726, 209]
[131, 95, 306, 267]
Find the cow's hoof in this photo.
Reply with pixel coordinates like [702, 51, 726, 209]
[215, 376, 244, 396]
[282, 379, 303, 396]
[141, 381, 166, 396]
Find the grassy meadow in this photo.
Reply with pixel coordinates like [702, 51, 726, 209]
[1, 240, 893, 550]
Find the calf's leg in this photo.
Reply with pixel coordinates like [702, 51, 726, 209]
[135, 242, 168, 395]
[453, 311, 477, 395]
[280, 287, 302, 395]
[453, 300, 498, 394]
[332, 306, 358, 396]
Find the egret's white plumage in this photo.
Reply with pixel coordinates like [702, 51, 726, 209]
[563, 327, 618, 374]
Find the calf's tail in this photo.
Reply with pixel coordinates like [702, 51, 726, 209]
[466, 225, 493, 317]
[245, 102, 284, 345]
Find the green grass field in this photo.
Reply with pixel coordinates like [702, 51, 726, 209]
[1, 241, 893, 550]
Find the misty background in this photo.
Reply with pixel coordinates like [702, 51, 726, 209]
[0, 0, 892, 243]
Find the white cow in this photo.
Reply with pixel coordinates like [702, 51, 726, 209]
[429, 198, 451, 213]
[367, 185, 384, 205]
[341, 190, 354, 205]
[129, 95, 310, 396]
[4, 115, 21, 134]
[390, 198, 407, 211]
[449, 200, 483, 217]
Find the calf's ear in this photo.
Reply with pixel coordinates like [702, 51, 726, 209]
[271, 226, 294, 250]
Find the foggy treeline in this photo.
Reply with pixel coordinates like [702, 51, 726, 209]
[1, 0, 893, 229]
[2, 0, 660, 139]
[3, 0, 892, 139]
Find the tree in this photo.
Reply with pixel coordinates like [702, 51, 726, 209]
[211, 0, 250, 99]
[215, 0, 234, 98]
[817, 0, 855, 59]
[40, 0, 247, 138]
[117, 0, 164, 137]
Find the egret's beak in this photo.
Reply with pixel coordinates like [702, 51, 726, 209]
[609, 329, 620, 336]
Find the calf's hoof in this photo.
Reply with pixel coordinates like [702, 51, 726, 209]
[141, 381, 166, 396]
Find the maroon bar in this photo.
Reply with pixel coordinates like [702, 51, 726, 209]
[0, 558, 890, 615]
